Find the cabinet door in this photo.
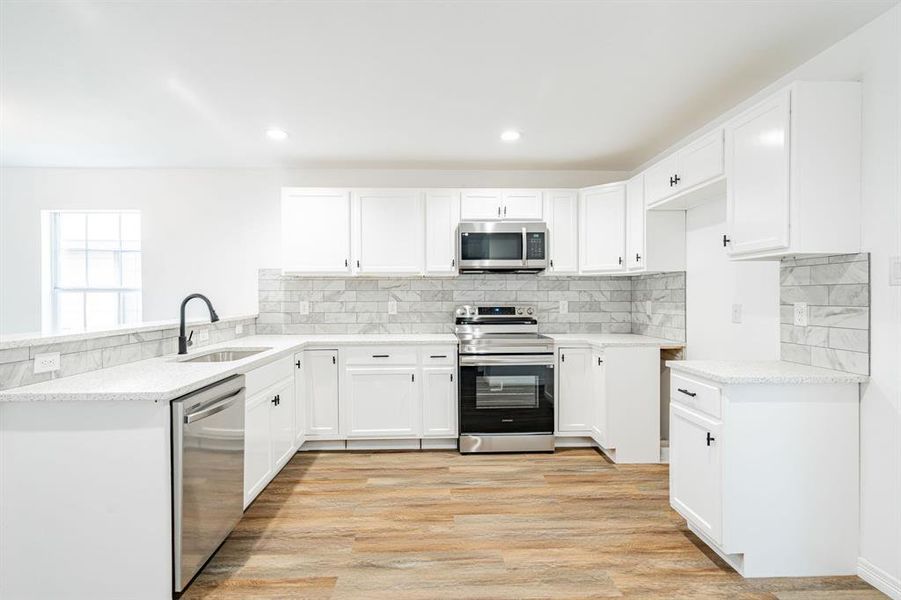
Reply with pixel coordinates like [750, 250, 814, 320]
[558, 348, 593, 433]
[460, 190, 502, 220]
[425, 190, 460, 275]
[725, 89, 791, 256]
[281, 188, 351, 274]
[304, 350, 340, 438]
[269, 380, 296, 470]
[545, 190, 578, 273]
[422, 367, 457, 437]
[679, 128, 724, 190]
[579, 185, 626, 273]
[355, 190, 424, 274]
[625, 175, 645, 271]
[590, 353, 607, 447]
[502, 190, 543, 220]
[670, 404, 723, 544]
[293, 353, 305, 447]
[345, 367, 418, 438]
[244, 391, 273, 507]
[643, 154, 680, 207]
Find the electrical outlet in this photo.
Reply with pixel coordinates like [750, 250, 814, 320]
[299, 300, 310, 315]
[235, 323, 243, 335]
[34, 352, 60, 374]
[890, 256, 901, 286]
[195, 328, 210, 343]
[793, 302, 809, 327]
[559, 300, 568, 314]
[388, 299, 398, 315]
[731, 304, 742, 324]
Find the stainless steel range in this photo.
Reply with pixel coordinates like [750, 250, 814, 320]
[456, 305, 555, 453]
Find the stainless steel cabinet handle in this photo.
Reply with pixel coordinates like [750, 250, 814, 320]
[184, 388, 244, 423]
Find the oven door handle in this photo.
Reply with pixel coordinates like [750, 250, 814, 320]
[460, 355, 555, 367]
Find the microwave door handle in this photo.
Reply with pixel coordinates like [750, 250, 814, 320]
[522, 227, 527, 266]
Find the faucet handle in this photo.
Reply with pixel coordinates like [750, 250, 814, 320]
[187, 330, 194, 347]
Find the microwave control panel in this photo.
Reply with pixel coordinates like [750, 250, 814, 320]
[526, 232, 546, 260]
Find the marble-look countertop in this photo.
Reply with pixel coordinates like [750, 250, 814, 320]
[666, 360, 869, 385]
[549, 334, 684, 350]
[0, 334, 458, 403]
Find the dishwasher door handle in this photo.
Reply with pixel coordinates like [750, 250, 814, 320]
[184, 388, 244, 423]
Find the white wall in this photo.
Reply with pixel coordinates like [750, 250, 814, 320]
[640, 6, 901, 593]
[684, 199, 780, 360]
[0, 168, 625, 334]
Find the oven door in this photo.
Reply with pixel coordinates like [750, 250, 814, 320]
[459, 354, 555, 434]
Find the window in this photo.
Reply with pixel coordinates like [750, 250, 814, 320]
[44, 211, 142, 332]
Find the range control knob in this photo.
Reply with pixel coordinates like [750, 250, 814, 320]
[516, 307, 524, 315]
[526, 307, 534, 315]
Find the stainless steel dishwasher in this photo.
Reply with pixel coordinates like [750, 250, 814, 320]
[172, 374, 245, 593]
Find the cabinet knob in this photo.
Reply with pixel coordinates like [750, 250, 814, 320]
[597, 357, 603, 366]
[295, 360, 301, 369]
[669, 175, 676, 187]
[706, 432, 715, 446]
[635, 253, 641, 262]
[674, 174, 681, 185]
[332, 355, 336, 365]
[345, 259, 349, 267]
[497, 206, 501, 217]
[550, 259, 554, 268]
[618, 256, 623, 265]
[357, 259, 361, 268]
[722, 234, 731, 247]
[503, 205, 507, 216]
[450, 373, 454, 382]
[271, 394, 280, 406]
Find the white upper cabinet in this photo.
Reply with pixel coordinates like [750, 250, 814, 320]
[625, 175, 645, 271]
[460, 189, 543, 221]
[460, 189, 503, 220]
[424, 190, 460, 276]
[281, 188, 352, 274]
[579, 184, 626, 273]
[725, 82, 861, 259]
[501, 190, 543, 220]
[354, 190, 424, 275]
[544, 190, 579, 273]
[644, 129, 725, 210]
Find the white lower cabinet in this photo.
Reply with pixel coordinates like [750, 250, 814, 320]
[557, 347, 593, 434]
[422, 366, 457, 437]
[293, 352, 305, 447]
[668, 368, 860, 577]
[344, 367, 419, 438]
[244, 389, 274, 507]
[589, 352, 607, 446]
[304, 349, 340, 438]
[243, 356, 296, 508]
[670, 403, 722, 544]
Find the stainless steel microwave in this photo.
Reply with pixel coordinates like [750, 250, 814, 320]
[457, 221, 548, 273]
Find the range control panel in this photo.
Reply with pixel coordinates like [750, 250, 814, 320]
[456, 305, 535, 318]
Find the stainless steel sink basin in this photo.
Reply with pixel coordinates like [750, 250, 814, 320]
[180, 347, 271, 363]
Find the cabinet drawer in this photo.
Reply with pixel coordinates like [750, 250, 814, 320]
[420, 346, 457, 366]
[344, 346, 418, 366]
[671, 372, 721, 419]
[245, 356, 294, 396]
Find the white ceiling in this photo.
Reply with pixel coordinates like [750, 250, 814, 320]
[1, 0, 897, 170]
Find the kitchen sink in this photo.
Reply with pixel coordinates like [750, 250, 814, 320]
[180, 347, 271, 363]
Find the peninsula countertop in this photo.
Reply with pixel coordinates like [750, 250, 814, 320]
[666, 359, 869, 385]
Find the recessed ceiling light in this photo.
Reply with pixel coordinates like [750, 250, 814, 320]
[500, 130, 521, 142]
[266, 128, 288, 141]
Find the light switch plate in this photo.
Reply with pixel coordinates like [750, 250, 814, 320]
[890, 256, 901, 286]
[34, 352, 60, 374]
[793, 302, 809, 326]
[388, 299, 398, 315]
[559, 300, 568, 314]
[299, 301, 310, 315]
[731, 304, 742, 324]
[235, 323, 243, 335]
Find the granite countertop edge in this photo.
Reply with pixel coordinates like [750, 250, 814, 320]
[666, 360, 869, 385]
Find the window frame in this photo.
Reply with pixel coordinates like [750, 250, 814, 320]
[44, 210, 142, 333]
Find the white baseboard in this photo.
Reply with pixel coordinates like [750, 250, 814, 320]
[858, 557, 901, 599]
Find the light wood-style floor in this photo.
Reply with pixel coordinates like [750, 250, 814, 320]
[181, 449, 884, 599]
